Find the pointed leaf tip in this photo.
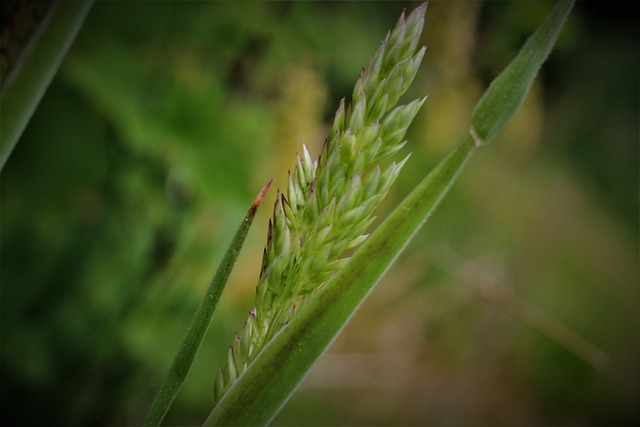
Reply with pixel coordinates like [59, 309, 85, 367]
[251, 178, 274, 213]
[470, 0, 574, 144]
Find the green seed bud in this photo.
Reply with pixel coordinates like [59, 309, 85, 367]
[349, 97, 367, 133]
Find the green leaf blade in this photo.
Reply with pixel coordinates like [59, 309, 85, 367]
[143, 180, 273, 427]
[0, 0, 94, 171]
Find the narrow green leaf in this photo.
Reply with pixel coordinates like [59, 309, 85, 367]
[143, 180, 273, 427]
[470, 0, 574, 145]
[0, 0, 94, 171]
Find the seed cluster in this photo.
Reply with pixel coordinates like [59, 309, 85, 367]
[214, 4, 428, 403]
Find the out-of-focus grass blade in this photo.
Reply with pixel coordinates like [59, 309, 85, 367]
[144, 180, 272, 427]
[0, 0, 94, 171]
[204, 1, 574, 424]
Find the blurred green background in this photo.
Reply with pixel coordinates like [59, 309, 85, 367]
[1, 1, 638, 426]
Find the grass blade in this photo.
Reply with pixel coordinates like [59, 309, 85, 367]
[144, 180, 272, 427]
[0, 0, 94, 171]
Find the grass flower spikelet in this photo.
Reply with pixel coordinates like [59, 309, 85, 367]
[213, 3, 428, 404]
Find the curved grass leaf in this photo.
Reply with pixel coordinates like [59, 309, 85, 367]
[143, 180, 272, 427]
[204, 0, 574, 424]
[0, 0, 94, 171]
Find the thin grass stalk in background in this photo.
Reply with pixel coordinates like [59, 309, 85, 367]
[431, 246, 610, 371]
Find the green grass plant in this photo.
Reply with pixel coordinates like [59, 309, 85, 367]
[142, 1, 576, 425]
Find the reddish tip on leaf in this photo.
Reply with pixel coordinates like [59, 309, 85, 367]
[250, 178, 274, 214]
